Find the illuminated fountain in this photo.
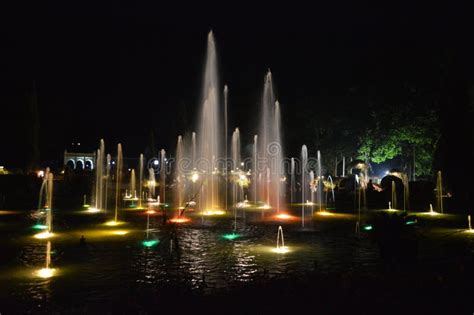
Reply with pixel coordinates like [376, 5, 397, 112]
[148, 168, 156, 201]
[436, 170, 444, 213]
[253, 135, 258, 204]
[138, 153, 144, 208]
[301, 145, 308, 227]
[309, 171, 315, 214]
[290, 157, 295, 203]
[255, 71, 284, 212]
[326, 175, 335, 204]
[175, 136, 185, 216]
[468, 215, 473, 233]
[36, 241, 56, 278]
[93, 139, 105, 212]
[104, 154, 111, 212]
[316, 150, 323, 213]
[159, 149, 166, 204]
[231, 128, 242, 210]
[271, 225, 289, 254]
[197, 31, 222, 213]
[34, 172, 54, 239]
[107, 143, 123, 226]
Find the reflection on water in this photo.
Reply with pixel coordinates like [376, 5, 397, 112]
[3, 206, 468, 312]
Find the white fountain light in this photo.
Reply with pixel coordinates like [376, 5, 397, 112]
[34, 231, 54, 239]
[272, 225, 290, 254]
[86, 207, 101, 213]
[37, 268, 56, 278]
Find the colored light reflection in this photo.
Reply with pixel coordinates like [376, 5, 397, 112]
[86, 207, 101, 213]
[105, 221, 124, 226]
[271, 246, 290, 254]
[146, 210, 157, 215]
[258, 204, 271, 210]
[170, 217, 190, 224]
[222, 233, 240, 240]
[466, 229, 474, 234]
[34, 231, 54, 239]
[37, 268, 56, 278]
[142, 239, 160, 247]
[83, 204, 90, 208]
[363, 225, 373, 231]
[317, 211, 333, 216]
[111, 230, 129, 236]
[32, 224, 48, 230]
[201, 209, 226, 216]
[272, 213, 298, 221]
[405, 220, 417, 225]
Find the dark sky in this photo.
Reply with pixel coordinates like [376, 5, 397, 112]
[0, 2, 472, 167]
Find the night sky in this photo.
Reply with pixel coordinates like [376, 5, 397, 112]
[1, 2, 472, 171]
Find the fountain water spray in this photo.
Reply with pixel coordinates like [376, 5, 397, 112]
[290, 158, 295, 203]
[148, 168, 156, 200]
[301, 145, 308, 227]
[253, 135, 258, 204]
[104, 154, 111, 212]
[175, 136, 185, 212]
[197, 31, 221, 212]
[113, 144, 123, 223]
[436, 171, 443, 213]
[139, 154, 144, 208]
[35, 173, 54, 239]
[224, 85, 228, 212]
[160, 149, 166, 204]
[37, 241, 55, 278]
[272, 225, 289, 254]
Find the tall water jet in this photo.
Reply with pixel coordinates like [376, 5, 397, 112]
[192, 132, 197, 169]
[160, 149, 166, 204]
[436, 171, 443, 213]
[138, 154, 144, 208]
[316, 150, 323, 212]
[197, 31, 221, 211]
[114, 144, 123, 223]
[224, 85, 229, 211]
[290, 157, 295, 203]
[175, 136, 185, 210]
[301, 145, 308, 227]
[148, 168, 156, 199]
[129, 169, 136, 199]
[94, 139, 105, 210]
[253, 135, 258, 204]
[342, 156, 346, 177]
[309, 171, 315, 214]
[273, 101, 283, 212]
[104, 154, 111, 212]
[231, 128, 242, 208]
[256, 71, 284, 211]
[45, 173, 53, 233]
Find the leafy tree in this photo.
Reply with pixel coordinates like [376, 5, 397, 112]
[358, 101, 440, 178]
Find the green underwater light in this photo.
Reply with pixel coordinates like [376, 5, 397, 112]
[222, 233, 240, 240]
[363, 225, 373, 231]
[32, 224, 48, 230]
[405, 220, 417, 225]
[142, 239, 160, 247]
